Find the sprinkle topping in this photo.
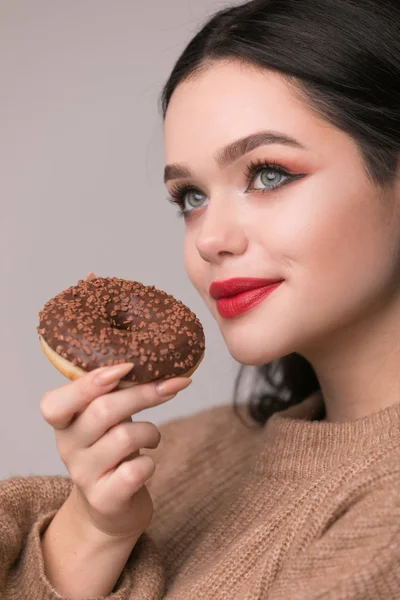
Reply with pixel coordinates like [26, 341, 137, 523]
[37, 277, 205, 383]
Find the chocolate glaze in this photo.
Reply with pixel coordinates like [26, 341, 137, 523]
[38, 277, 205, 384]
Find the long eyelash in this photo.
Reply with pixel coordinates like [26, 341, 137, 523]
[244, 159, 293, 191]
[166, 197, 186, 219]
[166, 160, 298, 218]
[167, 183, 197, 219]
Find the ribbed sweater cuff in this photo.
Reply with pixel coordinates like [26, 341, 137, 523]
[16, 509, 165, 599]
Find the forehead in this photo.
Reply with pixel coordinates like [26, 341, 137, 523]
[163, 60, 328, 161]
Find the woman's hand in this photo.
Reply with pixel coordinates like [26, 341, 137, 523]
[40, 272, 191, 541]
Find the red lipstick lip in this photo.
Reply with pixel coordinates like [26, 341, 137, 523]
[209, 277, 284, 300]
[213, 280, 284, 319]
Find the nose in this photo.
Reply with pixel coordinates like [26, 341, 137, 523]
[195, 195, 248, 264]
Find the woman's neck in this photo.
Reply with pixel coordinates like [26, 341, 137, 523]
[301, 304, 400, 423]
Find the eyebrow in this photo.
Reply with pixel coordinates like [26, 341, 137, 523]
[164, 130, 307, 183]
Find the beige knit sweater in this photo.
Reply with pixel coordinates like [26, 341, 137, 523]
[1, 391, 400, 599]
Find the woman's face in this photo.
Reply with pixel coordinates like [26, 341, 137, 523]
[163, 60, 400, 366]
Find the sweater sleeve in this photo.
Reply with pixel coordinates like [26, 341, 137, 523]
[268, 481, 400, 600]
[0, 475, 165, 600]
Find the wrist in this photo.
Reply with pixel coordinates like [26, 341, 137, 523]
[41, 487, 139, 598]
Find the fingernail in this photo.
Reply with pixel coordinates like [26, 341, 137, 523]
[155, 377, 192, 397]
[95, 363, 134, 386]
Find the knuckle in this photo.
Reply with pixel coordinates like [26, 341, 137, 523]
[141, 383, 159, 407]
[40, 391, 55, 421]
[114, 422, 133, 448]
[119, 458, 153, 487]
[79, 373, 98, 398]
[118, 462, 140, 486]
[90, 397, 112, 423]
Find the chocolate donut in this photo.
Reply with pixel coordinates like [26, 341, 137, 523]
[37, 277, 205, 387]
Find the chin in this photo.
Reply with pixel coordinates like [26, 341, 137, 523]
[220, 329, 289, 366]
[207, 291, 307, 364]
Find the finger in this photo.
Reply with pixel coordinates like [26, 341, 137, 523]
[86, 272, 97, 281]
[40, 363, 134, 430]
[72, 421, 161, 483]
[71, 376, 191, 448]
[111, 416, 139, 465]
[93, 454, 156, 513]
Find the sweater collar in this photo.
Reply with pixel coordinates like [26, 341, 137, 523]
[256, 391, 400, 478]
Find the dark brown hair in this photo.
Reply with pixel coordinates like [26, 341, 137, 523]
[159, 0, 400, 426]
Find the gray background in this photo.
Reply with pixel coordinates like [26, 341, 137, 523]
[1, 0, 244, 479]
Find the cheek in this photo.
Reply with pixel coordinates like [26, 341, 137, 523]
[276, 177, 397, 322]
[183, 232, 204, 291]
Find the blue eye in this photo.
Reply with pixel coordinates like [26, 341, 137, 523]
[245, 161, 293, 193]
[167, 185, 208, 219]
[167, 160, 304, 219]
[184, 190, 207, 210]
[261, 169, 285, 188]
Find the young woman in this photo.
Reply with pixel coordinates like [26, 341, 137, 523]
[2, 0, 400, 598]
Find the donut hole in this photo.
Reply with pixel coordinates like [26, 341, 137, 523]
[107, 310, 133, 331]
[105, 297, 143, 332]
